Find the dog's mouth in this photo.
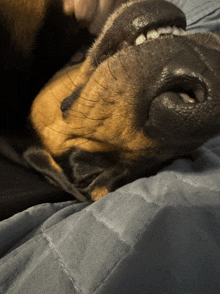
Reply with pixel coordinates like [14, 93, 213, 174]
[90, 0, 186, 65]
[100, 25, 187, 64]
[95, 23, 187, 64]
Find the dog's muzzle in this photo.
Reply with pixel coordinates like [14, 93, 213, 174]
[87, 0, 220, 157]
[142, 40, 220, 153]
[27, 0, 220, 201]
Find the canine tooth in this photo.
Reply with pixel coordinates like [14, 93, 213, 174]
[135, 34, 146, 45]
[147, 29, 160, 39]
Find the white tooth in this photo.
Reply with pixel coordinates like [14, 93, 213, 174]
[135, 34, 146, 45]
[179, 28, 187, 35]
[145, 26, 187, 42]
[164, 26, 173, 34]
[157, 27, 171, 35]
[147, 29, 160, 39]
[172, 26, 181, 35]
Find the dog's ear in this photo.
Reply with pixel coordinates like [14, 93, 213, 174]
[66, 148, 167, 201]
[23, 147, 88, 202]
[23, 146, 133, 202]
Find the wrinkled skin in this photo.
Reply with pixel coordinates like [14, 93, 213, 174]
[27, 0, 220, 201]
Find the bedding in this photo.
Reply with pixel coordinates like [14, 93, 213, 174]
[1, 0, 220, 292]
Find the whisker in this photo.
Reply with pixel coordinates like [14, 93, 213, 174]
[60, 80, 99, 103]
[98, 90, 115, 104]
[94, 77, 108, 90]
[67, 130, 98, 148]
[93, 51, 122, 95]
[74, 139, 91, 148]
[47, 88, 100, 120]
[84, 77, 112, 104]
[34, 116, 69, 136]
[107, 60, 118, 80]
[34, 111, 86, 132]
[68, 108, 109, 120]
[64, 67, 78, 89]
[118, 52, 137, 85]
[49, 85, 62, 107]
[64, 67, 100, 103]
[93, 76, 121, 97]
[56, 129, 96, 151]
[78, 95, 99, 103]
[94, 52, 100, 67]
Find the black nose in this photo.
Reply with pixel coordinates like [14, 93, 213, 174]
[144, 45, 220, 148]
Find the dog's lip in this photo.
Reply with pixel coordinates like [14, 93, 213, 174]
[95, 19, 186, 64]
[91, 0, 187, 65]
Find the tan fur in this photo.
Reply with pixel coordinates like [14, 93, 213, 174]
[31, 54, 157, 160]
[91, 187, 109, 201]
[1, 0, 159, 201]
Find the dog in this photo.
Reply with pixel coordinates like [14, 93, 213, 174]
[8, 0, 220, 202]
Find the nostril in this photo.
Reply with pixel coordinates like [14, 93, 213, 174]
[159, 76, 207, 104]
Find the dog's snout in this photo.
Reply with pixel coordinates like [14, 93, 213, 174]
[142, 45, 220, 149]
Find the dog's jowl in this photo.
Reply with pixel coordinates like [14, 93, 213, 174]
[27, 0, 220, 201]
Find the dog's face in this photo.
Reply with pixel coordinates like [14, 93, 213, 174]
[28, 0, 220, 201]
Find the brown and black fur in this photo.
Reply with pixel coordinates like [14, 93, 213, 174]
[2, 0, 220, 202]
[0, 0, 93, 129]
